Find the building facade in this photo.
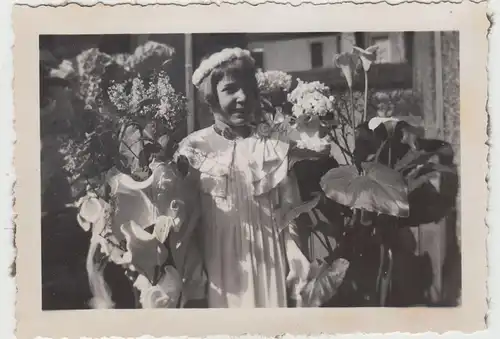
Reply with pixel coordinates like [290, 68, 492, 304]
[247, 32, 407, 72]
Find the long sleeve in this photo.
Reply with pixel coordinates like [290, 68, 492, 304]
[178, 222, 208, 306]
[276, 171, 313, 306]
[169, 189, 208, 307]
[169, 142, 208, 307]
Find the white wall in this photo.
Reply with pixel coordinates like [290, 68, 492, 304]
[248, 34, 340, 72]
[247, 32, 406, 73]
[340, 33, 357, 54]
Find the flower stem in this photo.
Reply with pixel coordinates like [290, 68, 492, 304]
[349, 87, 356, 143]
[312, 229, 330, 254]
[329, 130, 350, 164]
[363, 71, 368, 122]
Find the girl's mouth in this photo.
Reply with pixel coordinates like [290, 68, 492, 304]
[231, 111, 248, 120]
[229, 112, 248, 126]
[232, 108, 247, 114]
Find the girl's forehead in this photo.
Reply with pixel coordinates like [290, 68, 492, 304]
[219, 73, 239, 83]
[218, 71, 254, 86]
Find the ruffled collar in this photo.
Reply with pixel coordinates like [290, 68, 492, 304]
[213, 119, 252, 141]
[175, 121, 291, 196]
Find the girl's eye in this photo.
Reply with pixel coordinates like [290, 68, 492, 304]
[223, 85, 238, 94]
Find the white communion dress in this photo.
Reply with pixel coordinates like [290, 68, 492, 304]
[175, 124, 312, 308]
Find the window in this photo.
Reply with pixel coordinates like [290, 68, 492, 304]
[404, 32, 414, 66]
[251, 48, 265, 70]
[310, 42, 324, 68]
[354, 32, 365, 49]
[365, 32, 406, 64]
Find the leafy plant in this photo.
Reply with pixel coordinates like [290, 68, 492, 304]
[41, 41, 187, 201]
[318, 47, 458, 306]
[256, 45, 458, 307]
[42, 41, 192, 310]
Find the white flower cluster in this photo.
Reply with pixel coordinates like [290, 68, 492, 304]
[111, 53, 130, 68]
[256, 70, 293, 94]
[76, 48, 113, 78]
[287, 79, 335, 118]
[72, 42, 176, 109]
[124, 41, 175, 71]
[75, 48, 114, 109]
[295, 133, 332, 153]
[49, 59, 76, 80]
[59, 136, 91, 180]
[108, 71, 186, 131]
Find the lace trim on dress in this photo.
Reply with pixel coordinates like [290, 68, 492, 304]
[174, 126, 293, 197]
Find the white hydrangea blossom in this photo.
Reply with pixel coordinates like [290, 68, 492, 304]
[256, 70, 293, 94]
[288, 79, 334, 118]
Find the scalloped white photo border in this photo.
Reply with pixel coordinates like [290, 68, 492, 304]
[3, 1, 497, 339]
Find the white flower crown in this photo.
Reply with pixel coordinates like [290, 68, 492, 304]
[192, 47, 255, 88]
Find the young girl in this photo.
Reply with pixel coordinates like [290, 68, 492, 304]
[174, 47, 314, 308]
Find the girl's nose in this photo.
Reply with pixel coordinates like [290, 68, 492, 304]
[234, 89, 247, 103]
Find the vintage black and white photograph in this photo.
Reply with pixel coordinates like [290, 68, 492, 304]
[40, 31, 461, 310]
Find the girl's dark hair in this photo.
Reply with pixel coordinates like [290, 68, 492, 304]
[197, 56, 259, 110]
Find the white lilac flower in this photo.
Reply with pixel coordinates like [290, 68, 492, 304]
[75, 48, 114, 109]
[107, 71, 186, 131]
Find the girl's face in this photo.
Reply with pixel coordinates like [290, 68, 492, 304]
[215, 73, 258, 127]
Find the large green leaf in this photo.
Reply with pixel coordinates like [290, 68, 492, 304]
[320, 162, 409, 217]
[406, 163, 457, 193]
[300, 258, 350, 307]
[396, 144, 457, 194]
[394, 142, 454, 173]
[395, 149, 437, 172]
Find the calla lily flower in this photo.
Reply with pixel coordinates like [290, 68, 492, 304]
[352, 45, 379, 72]
[368, 117, 401, 134]
[133, 267, 182, 308]
[120, 220, 170, 285]
[352, 45, 379, 121]
[368, 116, 423, 138]
[76, 196, 104, 232]
[333, 52, 358, 89]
